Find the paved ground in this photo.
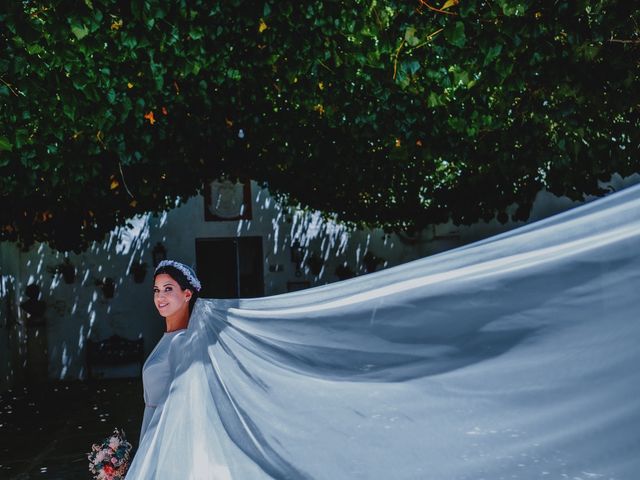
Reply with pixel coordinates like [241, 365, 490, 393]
[0, 379, 143, 480]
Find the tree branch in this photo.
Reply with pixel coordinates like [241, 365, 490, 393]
[317, 60, 335, 74]
[407, 28, 444, 52]
[417, 0, 458, 16]
[393, 40, 405, 80]
[119, 161, 135, 198]
[608, 38, 640, 44]
[0, 77, 21, 97]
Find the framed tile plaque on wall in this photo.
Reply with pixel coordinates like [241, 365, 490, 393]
[204, 177, 252, 221]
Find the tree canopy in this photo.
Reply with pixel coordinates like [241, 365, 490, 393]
[1, 0, 639, 252]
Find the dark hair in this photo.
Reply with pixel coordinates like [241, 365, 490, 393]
[153, 265, 199, 315]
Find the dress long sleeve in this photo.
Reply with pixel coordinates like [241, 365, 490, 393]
[136, 330, 187, 444]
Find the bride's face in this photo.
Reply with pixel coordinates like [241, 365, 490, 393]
[153, 273, 192, 317]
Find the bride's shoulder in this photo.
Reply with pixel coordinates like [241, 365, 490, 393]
[169, 328, 188, 340]
[166, 329, 192, 373]
[167, 329, 190, 349]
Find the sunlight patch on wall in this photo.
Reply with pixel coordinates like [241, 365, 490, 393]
[86, 309, 97, 339]
[111, 213, 151, 261]
[286, 208, 352, 259]
[271, 213, 282, 255]
[78, 324, 86, 349]
[159, 211, 169, 228]
[59, 343, 68, 378]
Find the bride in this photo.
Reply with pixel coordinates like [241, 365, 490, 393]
[135, 260, 200, 445]
[126, 184, 640, 479]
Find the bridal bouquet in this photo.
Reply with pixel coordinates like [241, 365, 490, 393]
[87, 428, 132, 480]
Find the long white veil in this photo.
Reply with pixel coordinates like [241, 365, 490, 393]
[127, 184, 640, 479]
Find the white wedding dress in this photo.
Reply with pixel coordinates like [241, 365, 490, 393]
[137, 329, 186, 442]
[126, 184, 640, 479]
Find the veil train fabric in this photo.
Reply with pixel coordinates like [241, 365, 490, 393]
[126, 184, 640, 479]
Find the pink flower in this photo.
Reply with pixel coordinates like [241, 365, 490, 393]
[108, 437, 120, 451]
[95, 449, 107, 463]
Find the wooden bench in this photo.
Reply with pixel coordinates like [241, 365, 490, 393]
[86, 334, 144, 380]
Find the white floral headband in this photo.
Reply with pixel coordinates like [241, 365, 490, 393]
[154, 260, 202, 292]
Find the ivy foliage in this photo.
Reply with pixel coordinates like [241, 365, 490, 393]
[1, 0, 639, 252]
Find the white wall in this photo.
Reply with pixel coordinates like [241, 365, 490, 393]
[0, 173, 638, 386]
[0, 242, 24, 390]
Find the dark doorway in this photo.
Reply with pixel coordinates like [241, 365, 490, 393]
[195, 237, 265, 298]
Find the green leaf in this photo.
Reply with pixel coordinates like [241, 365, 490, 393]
[63, 103, 76, 121]
[189, 28, 204, 40]
[227, 69, 241, 80]
[71, 24, 89, 40]
[26, 44, 44, 55]
[427, 92, 444, 107]
[406, 60, 420, 75]
[404, 27, 420, 47]
[497, 0, 527, 16]
[444, 21, 465, 48]
[0, 136, 12, 152]
[14, 129, 30, 149]
[121, 34, 138, 49]
[482, 44, 502, 66]
[395, 71, 410, 88]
